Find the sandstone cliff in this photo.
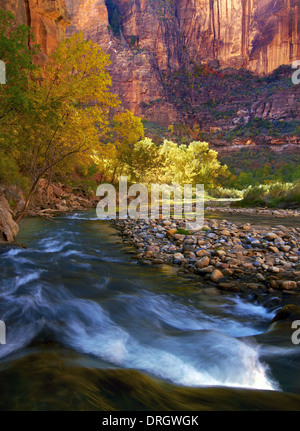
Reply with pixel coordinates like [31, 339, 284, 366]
[0, 0, 71, 59]
[63, 0, 300, 129]
[176, 0, 300, 75]
[67, 0, 300, 75]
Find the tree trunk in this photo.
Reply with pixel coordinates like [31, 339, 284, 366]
[14, 176, 41, 223]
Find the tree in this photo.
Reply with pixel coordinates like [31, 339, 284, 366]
[124, 138, 162, 183]
[114, 137, 229, 190]
[0, 9, 39, 151]
[0, 9, 40, 189]
[158, 140, 229, 188]
[95, 110, 145, 184]
[112, 110, 145, 150]
[10, 31, 120, 221]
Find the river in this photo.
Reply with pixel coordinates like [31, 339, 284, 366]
[0, 210, 300, 410]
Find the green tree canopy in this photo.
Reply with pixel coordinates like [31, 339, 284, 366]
[0, 9, 39, 122]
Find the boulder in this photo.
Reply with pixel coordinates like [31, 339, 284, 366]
[51, 184, 64, 198]
[0, 184, 25, 214]
[173, 253, 184, 260]
[271, 304, 300, 323]
[211, 269, 224, 283]
[280, 281, 297, 291]
[195, 256, 210, 268]
[0, 196, 19, 242]
[167, 229, 177, 237]
[264, 232, 278, 241]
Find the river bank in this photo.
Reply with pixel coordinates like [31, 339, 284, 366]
[0, 180, 98, 243]
[111, 210, 300, 314]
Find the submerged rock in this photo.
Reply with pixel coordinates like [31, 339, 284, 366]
[271, 304, 300, 323]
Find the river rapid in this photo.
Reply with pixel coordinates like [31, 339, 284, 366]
[0, 210, 300, 410]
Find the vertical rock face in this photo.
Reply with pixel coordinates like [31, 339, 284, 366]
[27, 0, 72, 56]
[177, 0, 300, 74]
[0, 0, 71, 58]
[114, 0, 184, 72]
[65, 0, 110, 45]
[177, 0, 254, 69]
[0, 0, 28, 26]
[250, 0, 300, 74]
[64, 0, 300, 125]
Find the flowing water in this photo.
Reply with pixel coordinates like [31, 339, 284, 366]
[0, 210, 300, 410]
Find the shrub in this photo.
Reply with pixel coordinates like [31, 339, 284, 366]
[176, 228, 193, 235]
[239, 181, 300, 208]
[206, 187, 243, 199]
[0, 151, 29, 189]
